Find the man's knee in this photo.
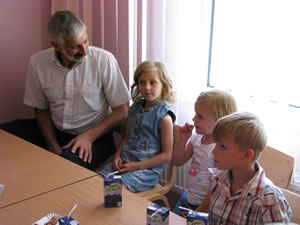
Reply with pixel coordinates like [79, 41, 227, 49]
[60, 147, 91, 169]
[59, 133, 116, 170]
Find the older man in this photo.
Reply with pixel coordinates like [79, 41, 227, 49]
[1, 10, 130, 169]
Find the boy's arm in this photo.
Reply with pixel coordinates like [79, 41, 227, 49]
[171, 123, 194, 166]
[262, 195, 293, 223]
[118, 114, 173, 173]
[195, 191, 211, 213]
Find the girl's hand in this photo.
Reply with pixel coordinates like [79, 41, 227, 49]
[118, 162, 139, 173]
[179, 123, 194, 142]
[113, 156, 122, 171]
[181, 210, 188, 219]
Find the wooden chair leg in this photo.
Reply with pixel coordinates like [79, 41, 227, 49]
[147, 194, 171, 209]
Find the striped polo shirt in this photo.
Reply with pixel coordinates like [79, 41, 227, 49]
[209, 163, 292, 224]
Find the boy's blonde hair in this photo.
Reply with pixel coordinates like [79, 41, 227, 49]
[196, 89, 238, 120]
[213, 112, 268, 161]
[131, 60, 175, 104]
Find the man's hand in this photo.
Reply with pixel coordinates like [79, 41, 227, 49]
[62, 131, 93, 163]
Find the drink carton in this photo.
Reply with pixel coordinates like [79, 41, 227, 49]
[104, 175, 122, 207]
[186, 211, 208, 225]
[146, 204, 169, 225]
[58, 216, 79, 225]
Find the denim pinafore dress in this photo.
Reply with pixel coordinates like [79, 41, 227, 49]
[100, 101, 175, 192]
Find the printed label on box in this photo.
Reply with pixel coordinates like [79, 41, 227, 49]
[186, 211, 208, 225]
[104, 175, 122, 208]
[147, 204, 169, 225]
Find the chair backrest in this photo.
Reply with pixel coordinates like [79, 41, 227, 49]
[258, 146, 295, 189]
[279, 187, 300, 223]
[162, 125, 179, 191]
[160, 124, 179, 190]
[160, 162, 176, 193]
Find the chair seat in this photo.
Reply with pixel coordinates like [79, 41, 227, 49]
[136, 184, 164, 197]
[136, 183, 172, 208]
[135, 163, 176, 209]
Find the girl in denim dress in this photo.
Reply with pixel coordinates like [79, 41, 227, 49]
[100, 60, 176, 192]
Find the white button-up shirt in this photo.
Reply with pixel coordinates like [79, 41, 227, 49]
[24, 47, 130, 135]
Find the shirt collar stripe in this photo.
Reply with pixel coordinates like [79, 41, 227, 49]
[255, 169, 264, 196]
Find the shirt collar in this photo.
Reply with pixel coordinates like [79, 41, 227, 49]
[213, 162, 270, 204]
[51, 48, 63, 67]
[51, 48, 88, 69]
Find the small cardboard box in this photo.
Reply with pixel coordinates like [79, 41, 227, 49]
[33, 214, 79, 225]
[146, 204, 169, 225]
[58, 216, 79, 225]
[104, 175, 122, 208]
[186, 211, 208, 225]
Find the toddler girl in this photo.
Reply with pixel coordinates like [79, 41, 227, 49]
[172, 89, 237, 216]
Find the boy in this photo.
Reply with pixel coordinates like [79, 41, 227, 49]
[196, 112, 292, 224]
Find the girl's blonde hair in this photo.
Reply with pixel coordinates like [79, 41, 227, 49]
[213, 112, 268, 161]
[131, 60, 175, 104]
[196, 89, 238, 120]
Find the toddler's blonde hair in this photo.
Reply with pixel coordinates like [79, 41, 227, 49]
[196, 89, 238, 120]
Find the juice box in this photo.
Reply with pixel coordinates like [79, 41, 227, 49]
[104, 175, 122, 208]
[146, 204, 169, 225]
[186, 211, 208, 225]
[58, 216, 79, 225]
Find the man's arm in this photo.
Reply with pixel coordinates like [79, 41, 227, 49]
[86, 103, 129, 141]
[35, 108, 62, 155]
[63, 103, 129, 163]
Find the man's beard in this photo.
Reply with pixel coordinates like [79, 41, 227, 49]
[62, 47, 87, 63]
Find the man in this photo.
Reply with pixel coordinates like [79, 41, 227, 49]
[1, 10, 130, 169]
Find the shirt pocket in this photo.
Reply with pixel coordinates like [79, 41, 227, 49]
[81, 86, 101, 111]
[43, 83, 64, 106]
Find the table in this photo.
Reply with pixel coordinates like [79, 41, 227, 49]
[0, 129, 96, 208]
[0, 175, 186, 225]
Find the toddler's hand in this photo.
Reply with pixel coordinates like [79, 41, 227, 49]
[179, 123, 194, 141]
[181, 210, 188, 218]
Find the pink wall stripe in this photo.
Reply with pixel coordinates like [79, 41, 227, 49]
[83, 0, 93, 44]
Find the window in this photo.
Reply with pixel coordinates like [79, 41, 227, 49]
[209, 0, 300, 108]
[209, 0, 300, 192]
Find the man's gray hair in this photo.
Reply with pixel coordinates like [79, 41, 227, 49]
[48, 10, 86, 46]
